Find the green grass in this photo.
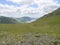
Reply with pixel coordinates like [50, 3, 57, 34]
[0, 16, 60, 35]
[0, 8, 60, 35]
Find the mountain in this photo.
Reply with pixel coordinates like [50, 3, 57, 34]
[0, 16, 36, 24]
[0, 16, 17, 24]
[29, 8, 60, 33]
[32, 8, 60, 23]
[0, 8, 60, 34]
[44, 8, 60, 17]
[16, 16, 36, 23]
[0, 8, 60, 44]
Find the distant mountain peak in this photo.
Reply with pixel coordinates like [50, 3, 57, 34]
[16, 16, 36, 23]
[0, 16, 17, 24]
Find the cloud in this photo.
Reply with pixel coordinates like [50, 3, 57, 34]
[0, 0, 60, 18]
[6, 0, 33, 5]
[6, 0, 22, 3]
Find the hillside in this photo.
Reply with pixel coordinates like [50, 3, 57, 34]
[0, 8, 60, 35]
[0, 16, 17, 24]
[32, 8, 60, 24]
[0, 16, 36, 23]
[30, 8, 60, 34]
[16, 16, 35, 23]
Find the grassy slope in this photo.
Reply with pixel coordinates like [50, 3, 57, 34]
[0, 8, 60, 35]
[0, 16, 17, 24]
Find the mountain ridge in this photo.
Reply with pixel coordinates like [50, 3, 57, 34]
[16, 16, 36, 23]
[0, 8, 60, 34]
[0, 16, 17, 24]
[0, 16, 36, 23]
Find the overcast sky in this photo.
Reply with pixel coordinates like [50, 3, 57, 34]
[0, 0, 60, 18]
